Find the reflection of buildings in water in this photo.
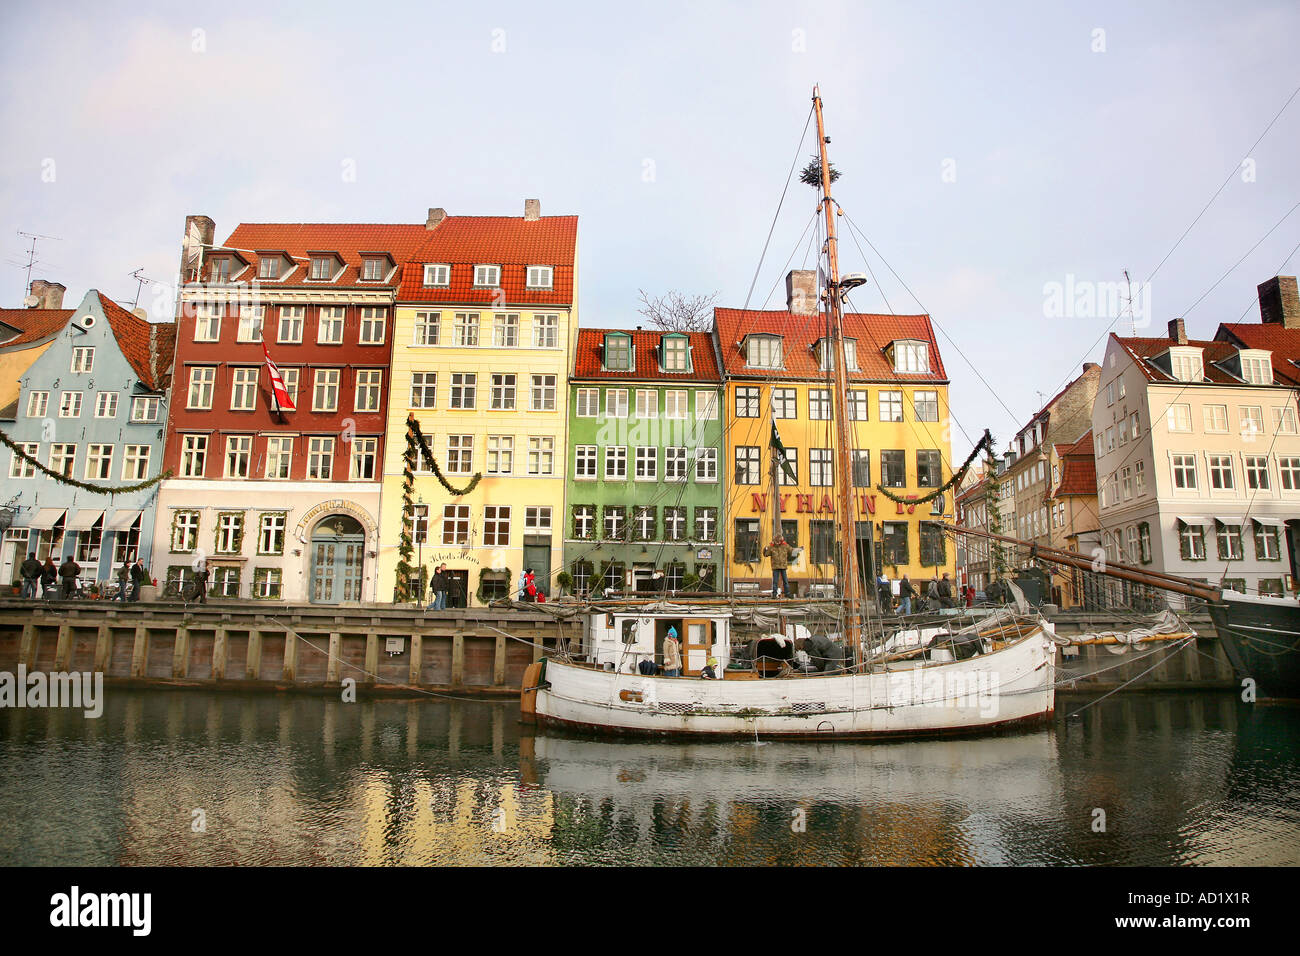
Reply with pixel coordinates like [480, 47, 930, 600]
[1208, 703, 1300, 866]
[525, 731, 1062, 865]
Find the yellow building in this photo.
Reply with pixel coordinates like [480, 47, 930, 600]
[376, 203, 578, 606]
[715, 271, 957, 598]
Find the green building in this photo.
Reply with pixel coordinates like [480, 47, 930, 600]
[564, 329, 725, 596]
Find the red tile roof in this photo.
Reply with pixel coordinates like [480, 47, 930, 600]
[1112, 333, 1296, 386]
[712, 308, 947, 382]
[0, 308, 74, 348]
[1215, 322, 1300, 386]
[1052, 429, 1097, 497]
[213, 223, 432, 289]
[398, 215, 578, 306]
[572, 329, 721, 381]
[98, 295, 176, 391]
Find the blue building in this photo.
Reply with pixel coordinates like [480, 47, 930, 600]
[0, 289, 176, 590]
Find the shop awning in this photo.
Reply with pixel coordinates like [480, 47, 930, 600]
[106, 510, 142, 531]
[67, 510, 104, 531]
[1251, 516, 1283, 528]
[1213, 516, 1244, 526]
[25, 508, 65, 530]
[1175, 516, 1207, 527]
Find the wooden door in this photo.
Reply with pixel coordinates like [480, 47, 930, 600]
[681, 618, 713, 676]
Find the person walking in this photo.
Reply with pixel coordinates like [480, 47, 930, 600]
[19, 553, 41, 599]
[662, 626, 682, 677]
[58, 555, 81, 599]
[115, 562, 131, 602]
[429, 564, 447, 611]
[762, 535, 792, 598]
[898, 575, 915, 615]
[130, 558, 148, 602]
[938, 573, 956, 609]
[876, 571, 892, 613]
[40, 556, 58, 599]
[192, 562, 209, 604]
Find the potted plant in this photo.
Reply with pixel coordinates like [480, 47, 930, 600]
[555, 570, 573, 598]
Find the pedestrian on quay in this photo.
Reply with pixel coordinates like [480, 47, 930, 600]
[662, 626, 682, 678]
[58, 555, 81, 599]
[115, 562, 131, 603]
[192, 562, 209, 604]
[898, 575, 915, 615]
[130, 558, 148, 602]
[19, 552, 41, 599]
[938, 573, 956, 609]
[447, 570, 465, 609]
[429, 564, 447, 611]
[877, 571, 893, 613]
[762, 535, 793, 598]
[40, 556, 58, 599]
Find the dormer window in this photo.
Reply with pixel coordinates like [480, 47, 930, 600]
[209, 258, 231, 283]
[1240, 351, 1273, 385]
[1168, 347, 1203, 382]
[745, 334, 783, 369]
[892, 340, 929, 373]
[817, 337, 858, 371]
[258, 256, 282, 280]
[604, 332, 633, 371]
[362, 258, 386, 281]
[526, 265, 553, 288]
[423, 263, 450, 286]
[474, 265, 500, 288]
[661, 334, 691, 372]
[309, 255, 338, 281]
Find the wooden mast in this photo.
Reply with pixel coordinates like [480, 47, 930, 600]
[813, 87, 863, 665]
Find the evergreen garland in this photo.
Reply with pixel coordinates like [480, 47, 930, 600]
[406, 413, 482, 496]
[877, 430, 993, 507]
[0, 427, 171, 495]
[394, 430, 417, 602]
[983, 436, 1008, 579]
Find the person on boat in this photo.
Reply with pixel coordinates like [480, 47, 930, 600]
[898, 575, 915, 615]
[700, 657, 719, 680]
[662, 626, 682, 677]
[762, 536, 792, 597]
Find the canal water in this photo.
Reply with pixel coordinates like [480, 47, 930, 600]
[1, 690, 1297, 866]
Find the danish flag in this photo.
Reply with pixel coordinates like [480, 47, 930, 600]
[262, 339, 296, 412]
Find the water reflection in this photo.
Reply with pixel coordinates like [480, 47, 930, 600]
[0, 691, 1295, 866]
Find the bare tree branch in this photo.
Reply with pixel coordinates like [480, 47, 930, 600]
[635, 289, 719, 333]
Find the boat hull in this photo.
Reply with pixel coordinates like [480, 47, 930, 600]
[1208, 593, 1300, 700]
[530, 628, 1056, 739]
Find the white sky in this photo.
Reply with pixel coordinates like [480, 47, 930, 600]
[3, 0, 1298, 460]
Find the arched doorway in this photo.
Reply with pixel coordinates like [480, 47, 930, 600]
[310, 515, 365, 604]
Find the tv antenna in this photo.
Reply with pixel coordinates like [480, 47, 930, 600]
[1121, 269, 1136, 336]
[17, 230, 62, 301]
[128, 268, 166, 311]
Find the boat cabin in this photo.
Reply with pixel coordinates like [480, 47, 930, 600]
[582, 609, 731, 676]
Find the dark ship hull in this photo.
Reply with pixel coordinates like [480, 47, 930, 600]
[1209, 592, 1300, 700]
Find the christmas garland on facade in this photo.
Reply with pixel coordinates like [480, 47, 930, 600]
[0, 427, 171, 495]
[406, 414, 482, 496]
[394, 430, 417, 602]
[876, 429, 994, 507]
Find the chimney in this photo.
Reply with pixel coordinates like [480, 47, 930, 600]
[426, 207, 446, 230]
[786, 269, 818, 315]
[29, 280, 66, 309]
[1258, 275, 1300, 329]
[180, 214, 215, 286]
[1168, 317, 1187, 345]
[1082, 361, 1099, 373]
[524, 199, 540, 221]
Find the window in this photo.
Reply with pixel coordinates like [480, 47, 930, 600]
[359, 308, 386, 344]
[695, 448, 718, 482]
[1135, 460, 1146, 495]
[1172, 454, 1197, 489]
[633, 506, 656, 541]
[265, 437, 293, 479]
[665, 446, 688, 481]
[309, 256, 335, 280]
[881, 450, 906, 487]
[1179, 521, 1206, 560]
[882, 522, 909, 565]
[59, 391, 83, 417]
[913, 390, 939, 422]
[664, 389, 688, 419]
[533, 314, 559, 348]
[450, 373, 477, 409]
[179, 436, 207, 477]
[810, 448, 833, 486]
[486, 435, 514, 475]
[604, 506, 627, 540]
[414, 311, 440, 345]
[454, 313, 480, 347]
[526, 265, 553, 288]
[528, 436, 554, 475]
[807, 520, 835, 564]
[695, 507, 717, 542]
[1166, 404, 1191, 432]
[423, 263, 450, 287]
[483, 506, 511, 547]
[1280, 457, 1300, 490]
[1255, 522, 1281, 560]
[84, 443, 112, 480]
[195, 304, 222, 341]
[809, 389, 831, 420]
[1105, 382, 1115, 406]
[1170, 350, 1203, 382]
[662, 335, 689, 371]
[852, 450, 871, 487]
[278, 306, 304, 343]
[635, 389, 658, 418]
[1121, 465, 1133, 500]
[663, 506, 687, 541]
[306, 437, 334, 479]
[410, 372, 437, 409]
[917, 450, 942, 487]
[311, 369, 339, 411]
[186, 367, 214, 409]
[1258, 578, 1284, 597]
[474, 265, 501, 287]
[1204, 405, 1228, 432]
[734, 519, 760, 562]
[1245, 455, 1270, 490]
[492, 313, 519, 347]
[1241, 354, 1272, 384]
[920, 522, 946, 566]
[258, 513, 286, 555]
[351, 370, 382, 412]
[605, 445, 627, 480]
[735, 446, 761, 485]
[1240, 406, 1264, 439]
[224, 436, 252, 478]
[575, 388, 599, 417]
[572, 505, 595, 539]
[317, 306, 345, 344]
[530, 374, 557, 411]
[362, 258, 386, 281]
[486, 373, 516, 410]
[696, 390, 718, 420]
[1138, 523, 1152, 564]
[635, 446, 657, 480]
[879, 390, 903, 422]
[8, 442, 38, 478]
[258, 257, 280, 280]
[95, 392, 118, 418]
[1216, 522, 1243, 560]
[848, 390, 869, 421]
[172, 511, 200, 552]
[574, 444, 597, 479]
[253, 568, 282, 599]
[237, 306, 265, 343]
[1208, 455, 1234, 490]
[735, 386, 760, 417]
[771, 387, 797, 419]
[604, 333, 632, 370]
[228, 367, 258, 410]
[442, 505, 471, 545]
[1275, 406, 1299, 434]
[446, 435, 473, 474]
[606, 389, 629, 417]
[25, 391, 48, 418]
[71, 347, 94, 373]
[777, 448, 798, 486]
[745, 335, 782, 368]
[893, 340, 929, 373]
[571, 560, 593, 594]
[602, 561, 625, 592]
[216, 513, 243, 553]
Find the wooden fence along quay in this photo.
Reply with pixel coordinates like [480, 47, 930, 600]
[0, 599, 1234, 697]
